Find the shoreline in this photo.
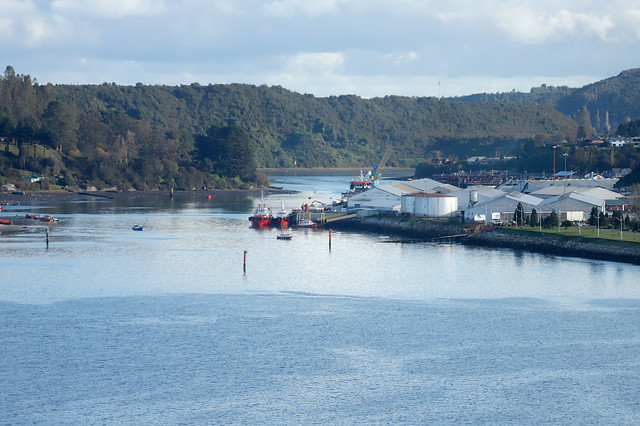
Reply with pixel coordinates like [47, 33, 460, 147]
[0, 187, 294, 203]
[331, 216, 640, 266]
[259, 167, 415, 176]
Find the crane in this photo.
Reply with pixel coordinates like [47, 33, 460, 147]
[372, 145, 392, 182]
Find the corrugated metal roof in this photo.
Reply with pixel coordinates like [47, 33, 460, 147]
[539, 191, 603, 207]
[402, 192, 455, 198]
[390, 182, 423, 193]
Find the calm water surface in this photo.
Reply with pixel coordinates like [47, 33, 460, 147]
[1, 174, 639, 424]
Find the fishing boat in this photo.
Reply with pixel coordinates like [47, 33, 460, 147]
[249, 193, 273, 227]
[296, 218, 317, 228]
[272, 200, 290, 228]
[342, 170, 373, 198]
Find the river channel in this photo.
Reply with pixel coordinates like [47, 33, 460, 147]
[1, 173, 639, 423]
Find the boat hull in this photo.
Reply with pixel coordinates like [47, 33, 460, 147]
[249, 216, 272, 227]
[272, 217, 290, 228]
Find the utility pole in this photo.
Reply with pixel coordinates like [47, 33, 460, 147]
[563, 152, 568, 194]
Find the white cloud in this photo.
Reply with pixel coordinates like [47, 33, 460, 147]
[52, 0, 167, 19]
[2, 0, 639, 97]
[0, 0, 73, 47]
[494, 4, 615, 44]
[285, 52, 344, 74]
[263, 0, 339, 18]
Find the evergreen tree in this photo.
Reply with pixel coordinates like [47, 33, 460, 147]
[530, 208, 538, 227]
[514, 202, 524, 226]
[544, 210, 558, 228]
[195, 124, 256, 179]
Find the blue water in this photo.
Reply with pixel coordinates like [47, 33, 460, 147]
[1, 175, 640, 424]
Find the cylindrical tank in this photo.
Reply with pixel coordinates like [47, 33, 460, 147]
[401, 195, 415, 215]
[469, 190, 478, 205]
[414, 194, 458, 217]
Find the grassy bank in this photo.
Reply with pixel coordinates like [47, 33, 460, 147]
[335, 216, 640, 266]
[504, 226, 640, 243]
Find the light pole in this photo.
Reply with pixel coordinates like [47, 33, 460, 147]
[538, 210, 542, 232]
[558, 208, 561, 233]
[563, 152, 568, 194]
[553, 146, 557, 181]
[617, 214, 623, 240]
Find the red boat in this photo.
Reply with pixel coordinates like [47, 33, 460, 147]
[272, 201, 290, 228]
[249, 195, 272, 227]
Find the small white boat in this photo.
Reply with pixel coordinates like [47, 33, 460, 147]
[277, 233, 292, 240]
[296, 218, 317, 228]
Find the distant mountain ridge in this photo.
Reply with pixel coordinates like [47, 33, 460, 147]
[451, 68, 640, 133]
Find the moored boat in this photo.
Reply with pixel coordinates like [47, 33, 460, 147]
[249, 193, 273, 227]
[132, 225, 144, 231]
[277, 233, 292, 240]
[296, 218, 317, 228]
[342, 170, 373, 198]
[272, 200, 290, 228]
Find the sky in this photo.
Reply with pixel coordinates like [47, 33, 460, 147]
[1, 0, 640, 98]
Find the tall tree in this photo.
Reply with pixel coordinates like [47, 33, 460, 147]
[195, 124, 256, 179]
[41, 101, 78, 153]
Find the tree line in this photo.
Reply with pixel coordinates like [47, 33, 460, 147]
[4, 65, 640, 191]
[0, 65, 582, 190]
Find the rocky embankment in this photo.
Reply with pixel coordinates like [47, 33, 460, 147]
[334, 216, 640, 265]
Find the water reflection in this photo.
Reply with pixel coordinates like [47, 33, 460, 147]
[1, 177, 640, 305]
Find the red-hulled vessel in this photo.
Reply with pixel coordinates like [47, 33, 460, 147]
[249, 194, 272, 227]
[272, 200, 290, 228]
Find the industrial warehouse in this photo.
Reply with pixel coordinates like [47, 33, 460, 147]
[345, 175, 625, 225]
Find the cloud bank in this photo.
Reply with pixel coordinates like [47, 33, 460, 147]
[1, 0, 638, 97]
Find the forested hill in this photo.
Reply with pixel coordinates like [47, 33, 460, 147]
[1, 65, 577, 190]
[452, 68, 640, 134]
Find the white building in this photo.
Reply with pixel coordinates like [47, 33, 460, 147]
[529, 185, 623, 200]
[348, 178, 461, 212]
[448, 185, 505, 210]
[538, 192, 605, 221]
[401, 193, 458, 218]
[464, 192, 543, 222]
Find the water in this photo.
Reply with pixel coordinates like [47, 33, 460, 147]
[1, 175, 640, 424]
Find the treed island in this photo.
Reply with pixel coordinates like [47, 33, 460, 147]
[2, 65, 640, 193]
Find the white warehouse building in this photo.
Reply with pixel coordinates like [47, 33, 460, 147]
[464, 192, 543, 222]
[347, 178, 461, 212]
[538, 192, 606, 221]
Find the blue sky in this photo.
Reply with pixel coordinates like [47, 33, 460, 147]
[1, 0, 639, 97]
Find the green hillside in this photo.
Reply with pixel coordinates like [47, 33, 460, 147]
[453, 68, 640, 134]
[0, 65, 582, 190]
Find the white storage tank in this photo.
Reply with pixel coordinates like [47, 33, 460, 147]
[401, 194, 416, 215]
[413, 193, 458, 217]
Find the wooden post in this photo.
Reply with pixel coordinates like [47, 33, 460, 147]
[329, 229, 332, 251]
[243, 250, 247, 274]
[45, 227, 49, 248]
